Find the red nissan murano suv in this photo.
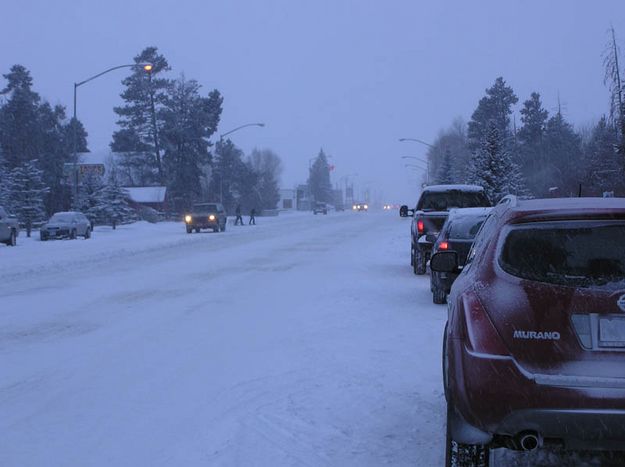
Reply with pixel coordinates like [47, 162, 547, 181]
[431, 196, 625, 466]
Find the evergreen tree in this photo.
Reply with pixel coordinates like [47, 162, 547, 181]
[544, 110, 583, 196]
[427, 118, 471, 183]
[111, 47, 171, 184]
[210, 139, 246, 212]
[98, 175, 132, 230]
[434, 149, 455, 184]
[160, 77, 222, 210]
[308, 149, 332, 203]
[248, 148, 282, 210]
[517, 92, 549, 194]
[582, 116, 621, 196]
[0, 158, 10, 208]
[73, 172, 104, 225]
[469, 122, 526, 203]
[467, 77, 518, 151]
[0, 65, 88, 213]
[8, 160, 49, 236]
[0, 65, 41, 169]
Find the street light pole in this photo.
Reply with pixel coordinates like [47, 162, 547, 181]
[401, 155, 430, 184]
[72, 62, 153, 199]
[399, 138, 438, 185]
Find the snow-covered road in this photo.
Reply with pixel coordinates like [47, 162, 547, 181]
[1, 212, 447, 466]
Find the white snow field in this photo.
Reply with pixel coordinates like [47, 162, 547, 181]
[0, 211, 448, 467]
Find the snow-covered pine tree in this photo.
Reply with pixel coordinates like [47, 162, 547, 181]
[469, 121, 527, 203]
[583, 116, 621, 196]
[517, 92, 549, 195]
[97, 176, 132, 230]
[73, 172, 104, 226]
[0, 157, 10, 208]
[308, 149, 333, 203]
[434, 149, 455, 184]
[8, 160, 49, 236]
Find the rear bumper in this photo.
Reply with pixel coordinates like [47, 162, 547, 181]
[450, 340, 625, 449]
[498, 408, 625, 450]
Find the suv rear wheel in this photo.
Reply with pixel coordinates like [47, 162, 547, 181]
[445, 404, 490, 467]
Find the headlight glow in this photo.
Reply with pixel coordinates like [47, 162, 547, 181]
[364, 204, 368, 209]
[209, 214, 216, 221]
[185, 215, 192, 223]
[352, 205, 357, 210]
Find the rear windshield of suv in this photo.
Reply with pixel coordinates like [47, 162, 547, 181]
[448, 215, 488, 240]
[418, 191, 490, 211]
[500, 221, 625, 288]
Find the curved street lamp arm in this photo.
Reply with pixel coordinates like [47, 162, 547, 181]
[398, 137, 435, 149]
[220, 122, 265, 139]
[75, 63, 152, 88]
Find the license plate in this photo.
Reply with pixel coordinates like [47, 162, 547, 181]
[599, 316, 625, 347]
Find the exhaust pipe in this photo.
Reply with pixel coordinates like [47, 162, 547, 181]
[518, 432, 541, 451]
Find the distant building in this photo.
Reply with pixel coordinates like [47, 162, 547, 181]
[125, 186, 168, 211]
[296, 184, 312, 211]
[279, 189, 296, 210]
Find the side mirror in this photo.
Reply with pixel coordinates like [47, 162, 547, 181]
[430, 251, 459, 273]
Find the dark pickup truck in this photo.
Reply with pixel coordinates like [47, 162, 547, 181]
[0, 206, 19, 246]
[184, 202, 227, 233]
[410, 185, 490, 274]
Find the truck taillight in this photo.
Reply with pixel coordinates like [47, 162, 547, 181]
[439, 241, 449, 250]
[417, 219, 424, 233]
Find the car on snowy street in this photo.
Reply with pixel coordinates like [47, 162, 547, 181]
[432, 196, 625, 465]
[352, 202, 368, 211]
[410, 184, 490, 275]
[40, 211, 91, 241]
[313, 202, 328, 215]
[429, 207, 491, 304]
[184, 203, 227, 233]
[0, 206, 19, 246]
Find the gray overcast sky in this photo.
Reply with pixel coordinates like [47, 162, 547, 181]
[3, 0, 625, 203]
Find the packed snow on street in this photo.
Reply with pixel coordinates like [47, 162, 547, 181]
[0, 212, 447, 466]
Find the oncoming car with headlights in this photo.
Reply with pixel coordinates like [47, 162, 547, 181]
[184, 203, 227, 233]
[352, 203, 369, 211]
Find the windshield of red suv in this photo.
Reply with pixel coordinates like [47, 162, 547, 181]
[418, 191, 490, 211]
[500, 221, 625, 288]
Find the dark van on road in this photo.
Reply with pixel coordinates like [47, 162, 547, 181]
[432, 196, 625, 466]
[410, 185, 490, 275]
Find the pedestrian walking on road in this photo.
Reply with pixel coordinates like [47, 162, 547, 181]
[249, 208, 256, 225]
[235, 204, 244, 225]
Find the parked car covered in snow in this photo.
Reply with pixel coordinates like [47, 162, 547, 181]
[0, 206, 19, 246]
[40, 211, 92, 240]
[432, 196, 625, 465]
[410, 184, 490, 275]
